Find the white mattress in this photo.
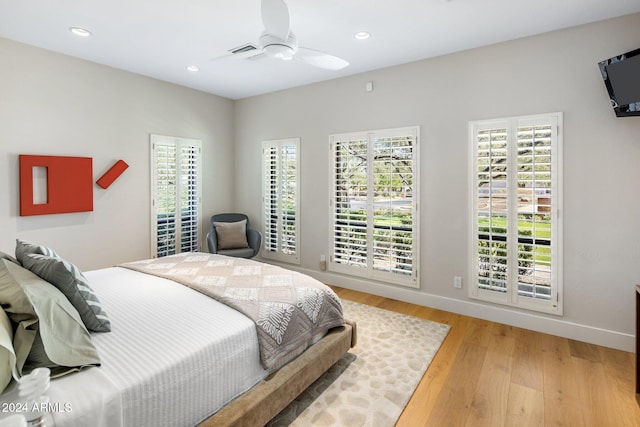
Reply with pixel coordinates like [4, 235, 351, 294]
[16, 267, 268, 427]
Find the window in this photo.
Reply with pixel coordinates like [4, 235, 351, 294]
[469, 113, 562, 314]
[329, 126, 419, 288]
[151, 134, 202, 258]
[262, 138, 300, 263]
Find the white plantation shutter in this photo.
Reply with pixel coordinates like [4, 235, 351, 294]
[470, 113, 562, 314]
[331, 135, 369, 270]
[475, 125, 509, 294]
[372, 133, 416, 276]
[516, 122, 555, 301]
[151, 135, 202, 258]
[330, 127, 419, 288]
[262, 138, 299, 263]
[264, 145, 278, 254]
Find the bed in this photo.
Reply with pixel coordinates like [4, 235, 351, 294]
[0, 245, 356, 427]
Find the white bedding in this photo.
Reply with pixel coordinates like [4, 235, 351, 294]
[10, 267, 268, 427]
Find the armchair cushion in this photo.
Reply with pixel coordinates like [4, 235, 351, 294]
[208, 213, 261, 258]
[214, 220, 250, 250]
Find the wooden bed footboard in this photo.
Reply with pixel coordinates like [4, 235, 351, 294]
[200, 320, 357, 427]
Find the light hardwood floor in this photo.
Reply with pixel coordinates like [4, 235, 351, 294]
[331, 286, 640, 427]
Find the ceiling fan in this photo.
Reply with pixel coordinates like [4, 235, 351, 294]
[227, 0, 349, 70]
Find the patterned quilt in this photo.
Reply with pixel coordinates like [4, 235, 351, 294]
[119, 253, 345, 372]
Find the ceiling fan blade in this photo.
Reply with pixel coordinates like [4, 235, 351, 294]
[296, 47, 349, 70]
[261, 0, 290, 41]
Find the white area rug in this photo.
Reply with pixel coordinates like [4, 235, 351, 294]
[267, 300, 451, 426]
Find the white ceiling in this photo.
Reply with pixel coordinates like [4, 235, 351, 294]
[1, 0, 639, 100]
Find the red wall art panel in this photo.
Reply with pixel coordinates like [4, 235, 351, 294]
[96, 160, 129, 189]
[19, 155, 93, 216]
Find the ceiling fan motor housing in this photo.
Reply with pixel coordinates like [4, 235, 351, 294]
[259, 31, 298, 59]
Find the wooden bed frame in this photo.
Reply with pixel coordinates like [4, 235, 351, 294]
[201, 320, 357, 427]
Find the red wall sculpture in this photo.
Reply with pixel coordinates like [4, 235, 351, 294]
[19, 155, 93, 216]
[96, 160, 129, 189]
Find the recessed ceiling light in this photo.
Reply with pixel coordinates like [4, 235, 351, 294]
[354, 31, 370, 40]
[69, 27, 92, 37]
[186, 65, 200, 72]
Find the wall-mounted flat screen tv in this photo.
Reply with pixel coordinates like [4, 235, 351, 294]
[598, 48, 640, 117]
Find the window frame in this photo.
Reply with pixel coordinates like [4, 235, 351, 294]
[261, 138, 300, 264]
[150, 134, 202, 258]
[468, 113, 563, 315]
[328, 126, 420, 289]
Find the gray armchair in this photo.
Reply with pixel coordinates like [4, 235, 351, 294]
[206, 213, 261, 258]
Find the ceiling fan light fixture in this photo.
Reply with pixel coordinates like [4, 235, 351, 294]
[259, 32, 298, 60]
[263, 44, 295, 59]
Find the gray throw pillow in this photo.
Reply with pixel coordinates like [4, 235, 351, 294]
[15, 239, 59, 265]
[214, 220, 250, 250]
[0, 260, 100, 378]
[25, 254, 111, 333]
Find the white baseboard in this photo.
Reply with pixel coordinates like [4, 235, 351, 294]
[261, 260, 635, 352]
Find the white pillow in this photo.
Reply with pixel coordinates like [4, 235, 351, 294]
[0, 260, 101, 378]
[0, 308, 17, 392]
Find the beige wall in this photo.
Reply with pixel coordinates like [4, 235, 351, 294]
[234, 13, 640, 351]
[0, 38, 236, 270]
